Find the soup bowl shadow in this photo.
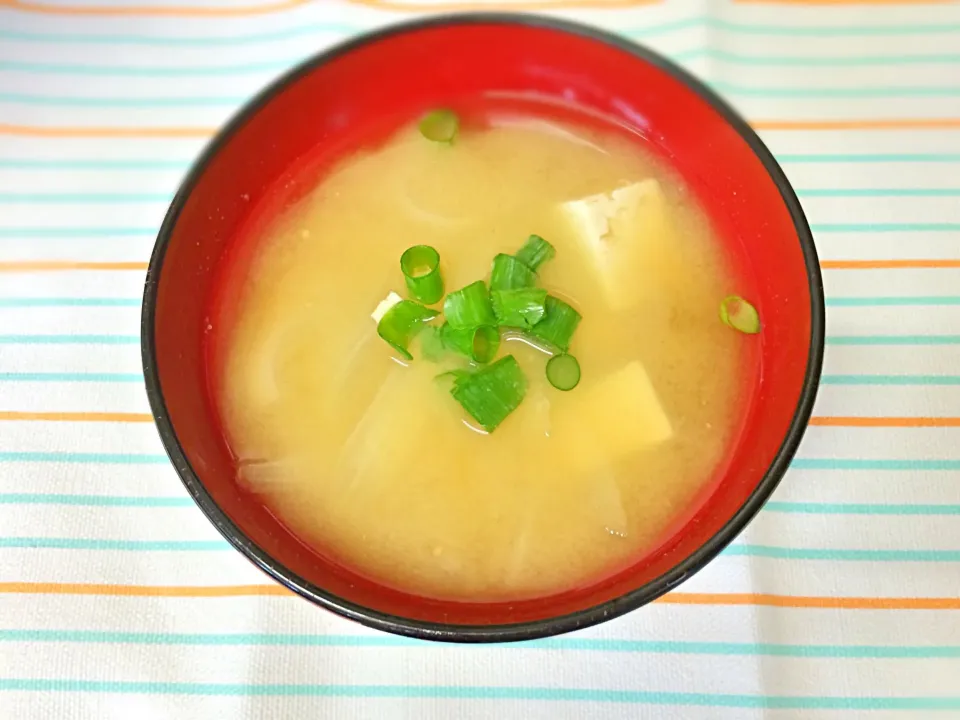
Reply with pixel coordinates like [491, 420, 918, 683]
[142, 14, 825, 643]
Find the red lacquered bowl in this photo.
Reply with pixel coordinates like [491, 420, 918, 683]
[142, 14, 824, 642]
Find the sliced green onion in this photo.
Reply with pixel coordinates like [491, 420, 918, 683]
[490, 253, 537, 291]
[443, 280, 496, 330]
[720, 295, 761, 334]
[441, 323, 500, 364]
[514, 234, 556, 272]
[528, 295, 582, 353]
[435, 368, 472, 392]
[371, 291, 403, 324]
[376, 299, 439, 360]
[450, 355, 527, 432]
[418, 325, 447, 362]
[491, 287, 548, 329]
[400, 245, 444, 305]
[418, 109, 459, 143]
[546, 354, 581, 391]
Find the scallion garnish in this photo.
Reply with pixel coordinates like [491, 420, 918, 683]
[528, 295, 581, 353]
[546, 354, 581, 391]
[443, 280, 496, 330]
[514, 234, 556, 272]
[371, 291, 403, 324]
[490, 253, 537, 291]
[400, 245, 444, 305]
[374, 225, 584, 428]
[491, 287, 548, 329]
[376, 298, 439, 360]
[450, 354, 527, 432]
[720, 295, 760, 334]
[435, 368, 472, 392]
[418, 109, 459, 143]
[441, 323, 500, 364]
[418, 325, 446, 362]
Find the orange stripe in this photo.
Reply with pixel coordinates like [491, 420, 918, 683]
[10, 412, 958, 427]
[2, 582, 958, 608]
[1, 0, 309, 16]
[810, 417, 960, 428]
[0, 261, 148, 273]
[738, 0, 952, 4]
[659, 593, 960, 610]
[347, 0, 655, 9]
[754, 119, 960, 131]
[0, 412, 152, 423]
[821, 259, 960, 270]
[0, 582, 291, 597]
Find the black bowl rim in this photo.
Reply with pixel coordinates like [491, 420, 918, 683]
[141, 12, 825, 644]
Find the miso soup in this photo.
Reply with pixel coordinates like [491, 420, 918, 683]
[213, 102, 753, 602]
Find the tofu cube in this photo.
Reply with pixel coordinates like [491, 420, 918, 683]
[560, 179, 675, 311]
[554, 360, 673, 474]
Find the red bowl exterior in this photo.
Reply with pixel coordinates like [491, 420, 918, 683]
[142, 14, 824, 642]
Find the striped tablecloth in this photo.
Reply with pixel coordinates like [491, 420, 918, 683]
[2, 0, 960, 717]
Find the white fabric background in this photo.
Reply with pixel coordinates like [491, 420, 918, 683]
[2, 0, 960, 717]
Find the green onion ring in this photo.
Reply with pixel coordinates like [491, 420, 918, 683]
[720, 295, 761, 334]
[400, 245, 444, 305]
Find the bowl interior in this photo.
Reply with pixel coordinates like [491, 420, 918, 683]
[146, 17, 820, 637]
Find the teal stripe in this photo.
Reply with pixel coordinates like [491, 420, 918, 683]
[0, 298, 141, 308]
[1, 154, 953, 173]
[825, 297, 960, 307]
[821, 375, 960, 385]
[0, 227, 154, 238]
[778, 154, 960, 163]
[686, 49, 960, 66]
[724, 545, 960, 562]
[0, 92, 245, 107]
[0, 19, 688, 46]
[0, 494, 189, 507]
[766, 502, 960, 516]
[0, 538, 228, 551]
[7, 85, 960, 107]
[7, 51, 960, 78]
[6, 190, 960, 203]
[0, 452, 960, 470]
[826, 336, 960, 345]
[792, 459, 960, 471]
[798, 189, 960, 198]
[0, 193, 169, 203]
[3, 17, 960, 46]
[0, 452, 166, 464]
[699, 19, 960, 37]
[0, 372, 142, 382]
[811, 223, 960, 232]
[0, 24, 361, 46]
[0, 59, 293, 76]
[0, 335, 140, 344]
[3, 493, 957, 517]
[2, 630, 959, 658]
[4, 536, 956, 561]
[0, 680, 957, 708]
[0, 454, 954, 472]
[12, 294, 951, 310]
[712, 82, 960, 98]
